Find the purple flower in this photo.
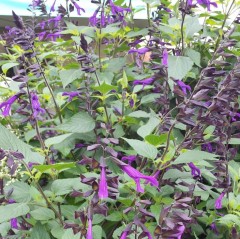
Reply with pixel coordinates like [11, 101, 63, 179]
[8, 199, 16, 204]
[32, 0, 41, 8]
[120, 231, 128, 239]
[188, 162, 201, 177]
[50, 0, 57, 12]
[71, 0, 85, 15]
[98, 166, 108, 199]
[133, 77, 155, 86]
[197, 0, 217, 11]
[86, 218, 93, 239]
[48, 15, 62, 28]
[201, 143, 213, 152]
[176, 80, 191, 95]
[210, 222, 219, 235]
[39, 21, 46, 30]
[121, 164, 158, 193]
[121, 155, 136, 164]
[129, 98, 134, 108]
[109, 0, 131, 15]
[38, 31, 46, 41]
[215, 192, 225, 209]
[162, 49, 168, 66]
[229, 112, 240, 122]
[10, 218, 18, 229]
[0, 94, 19, 117]
[62, 91, 79, 102]
[187, 0, 193, 5]
[128, 47, 149, 55]
[170, 223, 185, 239]
[89, 12, 97, 26]
[30, 92, 45, 118]
[46, 32, 62, 41]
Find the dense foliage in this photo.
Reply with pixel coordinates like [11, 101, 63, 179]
[0, 0, 240, 238]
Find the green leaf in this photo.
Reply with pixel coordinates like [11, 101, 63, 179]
[168, 56, 194, 80]
[45, 133, 73, 147]
[172, 150, 218, 165]
[5, 182, 31, 203]
[30, 207, 55, 221]
[0, 124, 44, 164]
[0, 203, 30, 223]
[228, 138, 240, 144]
[145, 134, 168, 146]
[128, 111, 150, 118]
[51, 178, 88, 196]
[137, 116, 159, 138]
[122, 138, 158, 159]
[59, 69, 84, 88]
[126, 28, 148, 38]
[185, 15, 202, 38]
[92, 82, 118, 95]
[62, 229, 81, 239]
[92, 225, 103, 239]
[106, 212, 123, 221]
[34, 162, 76, 173]
[185, 49, 201, 67]
[30, 223, 51, 239]
[2, 62, 19, 74]
[57, 112, 95, 133]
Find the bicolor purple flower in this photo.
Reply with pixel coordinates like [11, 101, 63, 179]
[197, 0, 217, 11]
[62, 91, 79, 102]
[162, 49, 168, 66]
[10, 218, 18, 229]
[133, 77, 155, 86]
[30, 92, 45, 118]
[98, 166, 108, 199]
[170, 223, 185, 239]
[50, 0, 57, 12]
[0, 94, 19, 117]
[188, 162, 201, 177]
[201, 143, 213, 152]
[215, 192, 225, 209]
[121, 164, 158, 193]
[122, 155, 136, 164]
[71, 0, 85, 15]
[176, 80, 191, 95]
[128, 47, 149, 55]
[109, 0, 131, 15]
[86, 218, 93, 239]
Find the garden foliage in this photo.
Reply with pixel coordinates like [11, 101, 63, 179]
[0, 0, 240, 238]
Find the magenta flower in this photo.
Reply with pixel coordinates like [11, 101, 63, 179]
[133, 77, 155, 86]
[109, 0, 131, 14]
[215, 192, 225, 209]
[176, 80, 191, 95]
[62, 91, 79, 102]
[188, 162, 201, 177]
[86, 218, 93, 239]
[162, 49, 168, 66]
[120, 231, 128, 239]
[30, 92, 45, 118]
[197, 0, 217, 11]
[121, 155, 136, 164]
[128, 47, 149, 55]
[121, 164, 158, 193]
[0, 94, 19, 117]
[10, 218, 18, 229]
[50, 0, 57, 12]
[71, 0, 85, 15]
[98, 166, 108, 199]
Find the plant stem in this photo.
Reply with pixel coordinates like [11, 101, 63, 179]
[30, 46, 63, 123]
[146, 3, 151, 27]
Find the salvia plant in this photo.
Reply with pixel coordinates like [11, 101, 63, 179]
[0, 0, 240, 238]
